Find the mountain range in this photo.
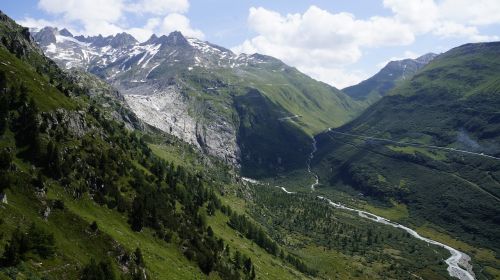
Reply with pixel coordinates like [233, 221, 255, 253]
[31, 26, 363, 177]
[1, 9, 499, 280]
[343, 53, 438, 102]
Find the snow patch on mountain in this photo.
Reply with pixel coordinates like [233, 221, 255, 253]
[32, 27, 275, 165]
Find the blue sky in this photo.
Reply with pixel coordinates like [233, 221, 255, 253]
[3, 0, 500, 88]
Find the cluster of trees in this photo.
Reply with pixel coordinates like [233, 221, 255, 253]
[80, 247, 147, 280]
[0, 149, 13, 193]
[125, 157, 254, 278]
[227, 211, 279, 255]
[81, 258, 116, 280]
[224, 206, 316, 276]
[2, 84, 255, 278]
[0, 74, 40, 149]
[251, 186, 451, 277]
[0, 65, 262, 279]
[0, 223, 55, 267]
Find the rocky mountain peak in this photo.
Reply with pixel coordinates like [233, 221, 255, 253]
[415, 53, 438, 64]
[167, 31, 188, 45]
[150, 31, 190, 48]
[59, 28, 73, 37]
[109, 32, 137, 48]
[143, 34, 158, 45]
[343, 52, 440, 101]
[32, 26, 58, 46]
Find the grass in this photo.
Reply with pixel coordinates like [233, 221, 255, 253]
[0, 48, 76, 111]
[0, 187, 119, 279]
[386, 145, 447, 161]
[206, 211, 305, 280]
[46, 185, 204, 280]
[148, 143, 203, 173]
[357, 199, 409, 222]
[295, 245, 384, 280]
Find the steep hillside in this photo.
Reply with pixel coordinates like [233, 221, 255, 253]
[343, 53, 437, 102]
[311, 42, 500, 279]
[31, 27, 362, 177]
[0, 11, 315, 279]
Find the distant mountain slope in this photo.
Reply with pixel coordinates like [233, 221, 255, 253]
[312, 42, 500, 277]
[32, 27, 362, 177]
[343, 53, 437, 102]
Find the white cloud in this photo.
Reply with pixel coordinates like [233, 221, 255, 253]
[384, 0, 500, 37]
[383, 0, 439, 33]
[299, 66, 369, 90]
[233, 6, 415, 88]
[376, 50, 419, 69]
[159, 13, 204, 39]
[38, 0, 124, 22]
[21, 0, 203, 40]
[129, 0, 189, 15]
[435, 22, 499, 42]
[17, 17, 66, 31]
[439, 0, 500, 26]
[125, 18, 161, 42]
[234, 2, 499, 88]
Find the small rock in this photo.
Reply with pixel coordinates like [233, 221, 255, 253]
[43, 206, 51, 220]
[0, 193, 7, 204]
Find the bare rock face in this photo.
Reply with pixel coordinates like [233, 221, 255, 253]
[43, 206, 51, 220]
[41, 109, 90, 137]
[122, 83, 239, 165]
[0, 193, 7, 204]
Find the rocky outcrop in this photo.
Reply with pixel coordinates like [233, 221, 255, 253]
[31, 27, 360, 173]
[122, 83, 240, 165]
[0, 193, 7, 204]
[41, 109, 91, 137]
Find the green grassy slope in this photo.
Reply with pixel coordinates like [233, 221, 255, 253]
[342, 54, 436, 103]
[309, 42, 500, 279]
[150, 55, 362, 178]
[239, 60, 362, 135]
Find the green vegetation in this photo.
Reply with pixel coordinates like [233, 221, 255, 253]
[310, 41, 500, 279]
[343, 54, 436, 103]
[1, 9, 499, 280]
[234, 89, 312, 178]
[1, 224, 55, 267]
[246, 185, 451, 279]
[0, 17, 274, 279]
[144, 51, 363, 178]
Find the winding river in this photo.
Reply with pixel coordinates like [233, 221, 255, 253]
[305, 137, 476, 280]
[317, 196, 475, 280]
[243, 136, 477, 280]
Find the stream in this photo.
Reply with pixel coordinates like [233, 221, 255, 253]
[242, 136, 477, 280]
[305, 137, 476, 280]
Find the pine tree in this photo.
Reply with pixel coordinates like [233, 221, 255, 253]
[250, 267, 256, 280]
[46, 141, 62, 178]
[130, 196, 145, 232]
[81, 258, 116, 280]
[244, 257, 252, 272]
[0, 70, 6, 92]
[134, 247, 144, 267]
[27, 223, 55, 258]
[15, 97, 40, 156]
[0, 94, 8, 135]
[233, 251, 242, 269]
